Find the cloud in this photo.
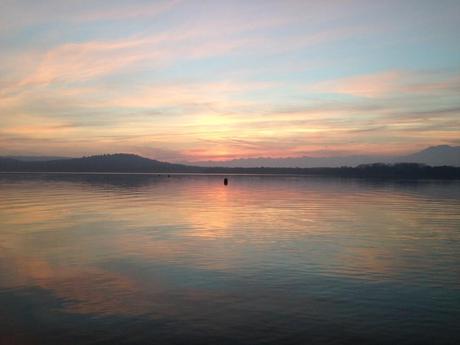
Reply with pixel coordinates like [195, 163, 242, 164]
[1, 3, 363, 95]
[0, 0, 180, 34]
[2, 78, 459, 160]
[1, 27, 264, 99]
[1, 1, 459, 160]
[101, 80, 274, 111]
[310, 70, 460, 98]
[312, 71, 403, 97]
[80, 0, 180, 21]
[16, 36, 171, 87]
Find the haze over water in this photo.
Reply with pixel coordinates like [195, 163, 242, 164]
[0, 174, 459, 344]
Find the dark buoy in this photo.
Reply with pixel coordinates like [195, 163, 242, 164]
[167, 174, 170, 178]
[224, 178, 228, 186]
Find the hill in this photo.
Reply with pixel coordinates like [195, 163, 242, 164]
[0, 154, 199, 173]
[1, 154, 460, 179]
[191, 145, 460, 168]
[4, 155, 72, 162]
[395, 145, 460, 166]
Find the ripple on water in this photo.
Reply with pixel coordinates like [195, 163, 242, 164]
[0, 174, 459, 345]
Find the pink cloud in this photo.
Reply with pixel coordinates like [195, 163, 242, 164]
[311, 71, 404, 97]
[310, 70, 460, 98]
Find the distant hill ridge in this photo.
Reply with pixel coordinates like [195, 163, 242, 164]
[4, 155, 71, 162]
[190, 145, 460, 168]
[1, 150, 460, 179]
[3, 145, 459, 168]
[0, 153, 197, 173]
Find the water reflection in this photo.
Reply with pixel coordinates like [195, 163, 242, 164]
[0, 173, 459, 344]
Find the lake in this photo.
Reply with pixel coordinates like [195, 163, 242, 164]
[0, 173, 459, 345]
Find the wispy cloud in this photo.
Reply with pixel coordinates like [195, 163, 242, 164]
[1, 1, 459, 159]
[310, 70, 460, 98]
[80, 0, 180, 21]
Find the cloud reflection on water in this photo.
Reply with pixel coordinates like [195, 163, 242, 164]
[0, 174, 459, 345]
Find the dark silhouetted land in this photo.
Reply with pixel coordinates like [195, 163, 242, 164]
[192, 145, 460, 168]
[1, 154, 460, 179]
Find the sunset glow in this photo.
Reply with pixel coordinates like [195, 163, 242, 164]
[1, 1, 459, 161]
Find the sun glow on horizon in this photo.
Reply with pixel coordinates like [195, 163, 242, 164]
[0, 1, 459, 161]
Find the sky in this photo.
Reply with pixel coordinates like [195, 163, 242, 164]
[1, 0, 459, 162]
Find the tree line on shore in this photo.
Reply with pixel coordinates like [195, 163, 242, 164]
[1, 154, 459, 179]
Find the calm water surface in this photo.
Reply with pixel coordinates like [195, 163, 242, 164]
[0, 174, 459, 345]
